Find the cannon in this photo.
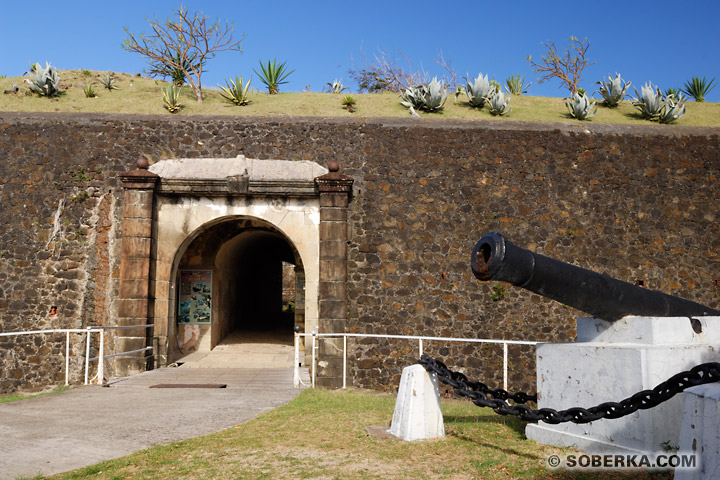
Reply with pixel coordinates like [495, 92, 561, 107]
[471, 232, 720, 322]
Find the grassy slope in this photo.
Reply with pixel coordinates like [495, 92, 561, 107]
[46, 389, 668, 480]
[1, 70, 718, 126]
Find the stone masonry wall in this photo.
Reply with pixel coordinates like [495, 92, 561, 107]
[0, 112, 718, 394]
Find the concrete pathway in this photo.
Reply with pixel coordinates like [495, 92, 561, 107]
[178, 330, 299, 369]
[0, 358, 309, 479]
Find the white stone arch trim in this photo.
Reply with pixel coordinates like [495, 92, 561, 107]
[150, 195, 320, 364]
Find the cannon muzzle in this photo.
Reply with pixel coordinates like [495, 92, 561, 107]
[471, 232, 720, 322]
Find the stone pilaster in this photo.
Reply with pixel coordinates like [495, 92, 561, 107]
[116, 158, 158, 375]
[315, 161, 354, 388]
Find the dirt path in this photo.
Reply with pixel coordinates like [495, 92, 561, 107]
[0, 366, 307, 479]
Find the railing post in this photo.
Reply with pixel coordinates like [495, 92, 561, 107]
[84, 327, 91, 385]
[294, 330, 300, 388]
[311, 327, 317, 389]
[97, 329, 104, 385]
[503, 342, 508, 392]
[65, 331, 70, 386]
[342, 335, 347, 389]
[419, 338, 423, 357]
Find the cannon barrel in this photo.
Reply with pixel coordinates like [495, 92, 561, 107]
[471, 232, 720, 322]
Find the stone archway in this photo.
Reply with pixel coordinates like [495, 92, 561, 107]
[117, 156, 352, 387]
[170, 216, 305, 362]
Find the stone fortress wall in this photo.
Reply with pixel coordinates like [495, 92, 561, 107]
[0, 112, 718, 393]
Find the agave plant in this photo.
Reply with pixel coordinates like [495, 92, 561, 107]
[341, 94, 356, 112]
[162, 84, 183, 113]
[453, 85, 465, 103]
[324, 79, 349, 94]
[658, 94, 686, 124]
[400, 77, 447, 112]
[464, 73, 493, 108]
[219, 75, 251, 106]
[254, 59, 294, 94]
[100, 72, 119, 91]
[596, 73, 631, 107]
[83, 83, 96, 98]
[681, 75, 716, 102]
[632, 83, 665, 119]
[24, 61, 61, 97]
[400, 85, 425, 109]
[488, 90, 511, 116]
[664, 87, 682, 98]
[504, 73, 531, 95]
[424, 77, 448, 111]
[566, 91, 597, 120]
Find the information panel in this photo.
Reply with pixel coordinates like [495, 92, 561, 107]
[178, 269, 212, 324]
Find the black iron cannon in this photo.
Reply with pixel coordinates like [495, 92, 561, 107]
[471, 232, 720, 322]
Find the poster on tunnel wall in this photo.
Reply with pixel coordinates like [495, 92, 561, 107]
[178, 270, 212, 324]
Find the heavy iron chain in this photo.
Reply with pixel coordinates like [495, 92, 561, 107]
[418, 356, 720, 424]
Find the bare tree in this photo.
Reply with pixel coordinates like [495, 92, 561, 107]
[348, 48, 428, 93]
[528, 36, 594, 94]
[123, 6, 244, 102]
[435, 50, 459, 91]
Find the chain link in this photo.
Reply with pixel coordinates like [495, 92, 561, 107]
[418, 356, 720, 424]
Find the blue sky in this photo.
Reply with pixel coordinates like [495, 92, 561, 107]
[1, 0, 718, 101]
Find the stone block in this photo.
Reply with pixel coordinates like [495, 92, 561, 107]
[151, 280, 171, 299]
[388, 364, 445, 441]
[121, 237, 152, 258]
[122, 218, 153, 238]
[119, 257, 150, 281]
[318, 317, 346, 334]
[320, 207, 348, 222]
[319, 299, 347, 319]
[113, 321, 154, 336]
[318, 281, 345, 299]
[320, 259, 347, 282]
[316, 355, 344, 376]
[117, 298, 149, 318]
[578, 316, 713, 345]
[123, 189, 154, 207]
[150, 298, 169, 318]
[119, 278, 149, 299]
[526, 316, 720, 454]
[114, 355, 152, 377]
[319, 221, 348, 241]
[320, 239, 347, 260]
[319, 193, 349, 208]
[676, 384, 720, 480]
[122, 203, 154, 220]
[115, 335, 149, 352]
[316, 376, 344, 389]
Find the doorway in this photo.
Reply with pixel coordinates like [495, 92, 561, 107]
[171, 217, 305, 365]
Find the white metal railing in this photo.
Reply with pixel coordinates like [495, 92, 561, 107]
[293, 329, 538, 390]
[0, 325, 154, 386]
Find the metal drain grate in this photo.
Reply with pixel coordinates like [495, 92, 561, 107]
[149, 384, 227, 389]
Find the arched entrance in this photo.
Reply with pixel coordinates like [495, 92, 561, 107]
[117, 156, 353, 386]
[171, 217, 305, 364]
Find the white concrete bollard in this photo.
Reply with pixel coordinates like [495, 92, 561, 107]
[388, 364, 445, 441]
[675, 384, 720, 480]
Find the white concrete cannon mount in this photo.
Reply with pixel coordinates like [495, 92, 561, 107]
[526, 316, 720, 454]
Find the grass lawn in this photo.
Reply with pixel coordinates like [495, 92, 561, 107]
[0, 386, 70, 404]
[41, 388, 671, 480]
[1, 69, 718, 127]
